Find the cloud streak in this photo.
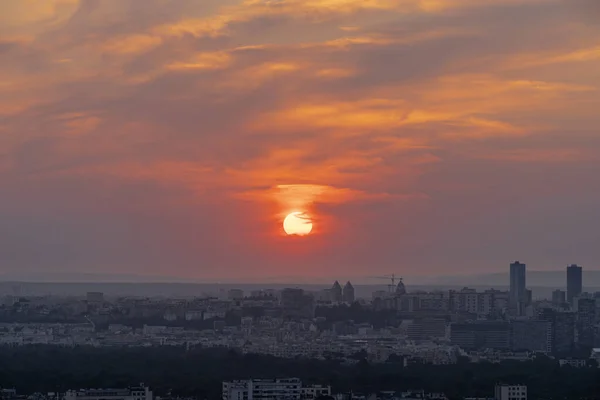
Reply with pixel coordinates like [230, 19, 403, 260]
[0, 0, 599, 280]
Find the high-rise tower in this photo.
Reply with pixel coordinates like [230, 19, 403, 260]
[342, 281, 355, 303]
[509, 261, 527, 309]
[331, 281, 343, 302]
[566, 264, 583, 305]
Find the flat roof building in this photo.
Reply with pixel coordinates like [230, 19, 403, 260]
[65, 385, 152, 400]
[495, 384, 527, 400]
[222, 379, 330, 400]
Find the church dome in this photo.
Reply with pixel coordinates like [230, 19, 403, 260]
[395, 279, 406, 295]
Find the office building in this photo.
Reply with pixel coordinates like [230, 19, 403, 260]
[509, 261, 527, 313]
[539, 308, 576, 354]
[342, 281, 355, 303]
[567, 264, 583, 305]
[222, 379, 330, 400]
[511, 320, 552, 353]
[577, 298, 597, 348]
[494, 384, 527, 400]
[65, 385, 152, 400]
[407, 318, 447, 341]
[450, 321, 510, 350]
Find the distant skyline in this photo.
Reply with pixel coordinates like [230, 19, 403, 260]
[1, 0, 600, 280]
[2, 268, 600, 288]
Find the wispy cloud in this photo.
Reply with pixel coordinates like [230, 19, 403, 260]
[0, 0, 599, 278]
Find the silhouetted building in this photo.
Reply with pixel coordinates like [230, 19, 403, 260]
[65, 384, 152, 400]
[395, 279, 407, 296]
[552, 290, 566, 306]
[448, 288, 504, 315]
[222, 378, 330, 400]
[342, 281, 355, 303]
[567, 264, 583, 305]
[510, 261, 527, 314]
[331, 281, 343, 302]
[577, 298, 597, 348]
[407, 318, 447, 341]
[495, 384, 527, 400]
[280, 288, 314, 319]
[450, 321, 510, 350]
[539, 308, 576, 354]
[511, 320, 552, 353]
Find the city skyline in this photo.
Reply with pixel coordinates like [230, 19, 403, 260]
[1, 1, 600, 280]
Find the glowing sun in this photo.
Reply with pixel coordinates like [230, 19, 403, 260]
[283, 212, 313, 236]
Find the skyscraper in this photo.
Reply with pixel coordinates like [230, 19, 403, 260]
[567, 264, 583, 305]
[331, 281, 343, 302]
[342, 281, 355, 303]
[510, 261, 526, 309]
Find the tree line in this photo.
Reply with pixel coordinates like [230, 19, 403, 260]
[0, 346, 599, 400]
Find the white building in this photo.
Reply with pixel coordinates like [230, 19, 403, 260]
[65, 385, 152, 400]
[591, 348, 600, 364]
[559, 359, 588, 368]
[222, 379, 330, 400]
[494, 384, 527, 400]
[301, 386, 331, 399]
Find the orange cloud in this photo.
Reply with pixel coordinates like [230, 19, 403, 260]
[167, 52, 233, 71]
[239, 184, 416, 222]
[102, 35, 163, 55]
[502, 45, 600, 70]
[56, 113, 102, 136]
[476, 149, 595, 163]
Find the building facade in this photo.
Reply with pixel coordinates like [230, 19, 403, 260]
[222, 379, 330, 400]
[567, 264, 583, 305]
[342, 282, 355, 303]
[65, 385, 152, 400]
[576, 298, 597, 348]
[331, 281, 343, 303]
[450, 322, 510, 350]
[509, 261, 527, 314]
[539, 309, 576, 354]
[495, 384, 527, 400]
[511, 320, 552, 353]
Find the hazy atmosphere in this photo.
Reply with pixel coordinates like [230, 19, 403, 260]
[2, 0, 600, 282]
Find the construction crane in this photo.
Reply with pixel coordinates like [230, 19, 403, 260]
[84, 315, 96, 332]
[369, 274, 403, 293]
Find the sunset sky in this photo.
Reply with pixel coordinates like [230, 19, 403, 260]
[1, 0, 599, 282]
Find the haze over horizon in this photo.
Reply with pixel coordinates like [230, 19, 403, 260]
[1, 0, 600, 281]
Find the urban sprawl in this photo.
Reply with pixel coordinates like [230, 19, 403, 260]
[0, 263, 599, 400]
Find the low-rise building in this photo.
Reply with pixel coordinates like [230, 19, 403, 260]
[65, 385, 152, 400]
[494, 384, 526, 400]
[222, 379, 329, 400]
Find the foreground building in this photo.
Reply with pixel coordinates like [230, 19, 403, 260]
[222, 378, 330, 400]
[65, 385, 152, 400]
[494, 384, 527, 400]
